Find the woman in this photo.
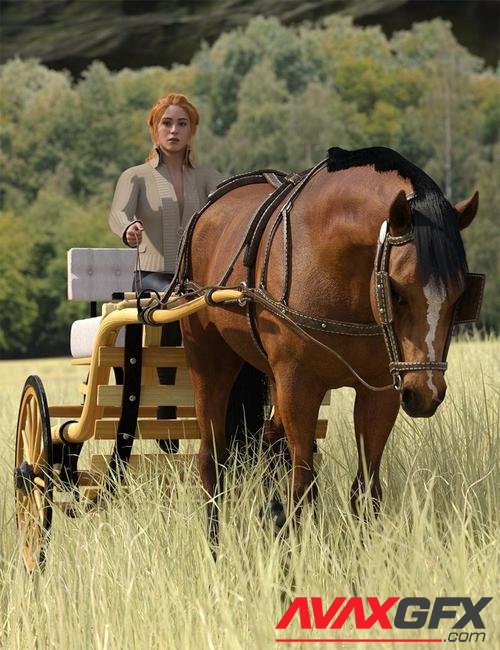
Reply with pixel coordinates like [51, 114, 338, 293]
[109, 93, 267, 453]
[109, 92, 223, 284]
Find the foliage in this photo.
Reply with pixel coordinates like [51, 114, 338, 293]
[0, 15, 498, 355]
[0, 212, 38, 353]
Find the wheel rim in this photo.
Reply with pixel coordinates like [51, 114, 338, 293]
[15, 378, 52, 572]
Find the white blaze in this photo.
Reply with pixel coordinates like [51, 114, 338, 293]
[423, 280, 446, 400]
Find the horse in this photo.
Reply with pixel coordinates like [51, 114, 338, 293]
[177, 146, 482, 543]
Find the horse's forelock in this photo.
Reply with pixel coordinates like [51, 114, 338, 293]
[326, 146, 468, 292]
[411, 193, 468, 293]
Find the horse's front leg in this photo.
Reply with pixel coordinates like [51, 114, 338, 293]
[261, 381, 290, 528]
[274, 367, 325, 522]
[351, 383, 400, 517]
[183, 323, 242, 551]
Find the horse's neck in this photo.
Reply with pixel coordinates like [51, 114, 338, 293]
[289, 200, 378, 323]
[297, 245, 375, 322]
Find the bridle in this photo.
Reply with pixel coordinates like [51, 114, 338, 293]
[373, 211, 486, 392]
[374, 217, 448, 392]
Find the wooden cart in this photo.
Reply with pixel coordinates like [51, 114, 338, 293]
[13, 249, 328, 571]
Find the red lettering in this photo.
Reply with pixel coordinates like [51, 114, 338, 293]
[364, 597, 399, 629]
[276, 597, 312, 629]
[276, 596, 400, 630]
[331, 597, 399, 629]
[311, 597, 346, 629]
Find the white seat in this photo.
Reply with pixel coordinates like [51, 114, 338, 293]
[68, 248, 135, 358]
[67, 248, 136, 301]
[70, 316, 126, 359]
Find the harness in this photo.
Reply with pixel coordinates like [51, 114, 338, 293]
[141, 162, 485, 393]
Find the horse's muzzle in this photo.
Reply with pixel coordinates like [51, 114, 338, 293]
[401, 382, 446, 418]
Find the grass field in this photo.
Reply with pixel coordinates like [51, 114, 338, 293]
[0, 341, 498, 650]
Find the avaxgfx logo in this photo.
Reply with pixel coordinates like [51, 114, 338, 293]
[275, 596, 493, 644]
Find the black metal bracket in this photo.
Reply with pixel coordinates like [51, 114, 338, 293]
[106, 324, 143, 491]
[55, 420, 83, 497]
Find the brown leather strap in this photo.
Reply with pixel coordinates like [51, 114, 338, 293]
[249, 287, 382, 336]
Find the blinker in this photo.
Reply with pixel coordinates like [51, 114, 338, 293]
[454, 273, 485, 325]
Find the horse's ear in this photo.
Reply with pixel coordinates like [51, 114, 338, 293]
[388, 190, 412, 236]
[454, 191, 479, 230]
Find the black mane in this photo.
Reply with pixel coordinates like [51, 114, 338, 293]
[327, 146, 468, 290]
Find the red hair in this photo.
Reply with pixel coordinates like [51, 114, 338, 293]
[146, 93, 199, 162]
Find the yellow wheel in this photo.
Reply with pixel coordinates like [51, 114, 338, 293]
[14, 375, 53, 571]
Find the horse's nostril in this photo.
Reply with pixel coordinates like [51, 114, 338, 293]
[435, 390, 446, 405]
[402, 388, 414, 409]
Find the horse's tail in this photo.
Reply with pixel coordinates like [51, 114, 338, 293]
[225, 362, 269, 452]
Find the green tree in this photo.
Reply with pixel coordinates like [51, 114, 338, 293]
[226, 59, 290, 172]
[392, 19, 484, 200]
[0, 59, 73, 210]
[193, 16, 325, 137]
[68, 62, 123, 196]
[462, 149, 500, 331]
[471, 72, 500, 157]
[284, 81, 356, 170]
[0, 212, 38, 354]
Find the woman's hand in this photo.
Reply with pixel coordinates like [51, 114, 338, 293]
[125, 221, 144, 247]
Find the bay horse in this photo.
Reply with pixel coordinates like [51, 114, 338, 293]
[177, 146, 482, 541]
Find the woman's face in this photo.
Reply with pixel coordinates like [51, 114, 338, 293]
[157, 105, 191, 156]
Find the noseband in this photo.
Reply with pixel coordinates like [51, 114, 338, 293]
[374, 219, 448, 391]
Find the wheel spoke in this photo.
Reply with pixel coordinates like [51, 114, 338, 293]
[20, 427, 33, 465]
[18, 494, 29, 521]
[16, 492, 42, 572]
[24, 492, 38, 527]
[33, 431, 44, 472]
[33, 489, 44, 525]
[34, 476, 46, 489]
[29, 398, 37, 443]
[27, 396, 34, 436]
[32, 413, 42, 468]
[22, 548, 37, 573]
[20, 497, 35, 532]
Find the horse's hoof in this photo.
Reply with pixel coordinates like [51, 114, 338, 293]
[261, 499, 286, 529]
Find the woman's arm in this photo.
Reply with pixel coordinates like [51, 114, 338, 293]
[109, 168, 143, 247]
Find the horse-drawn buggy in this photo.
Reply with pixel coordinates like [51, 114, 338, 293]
[13, 146, 485, 571]
[13, 247, 329, 571]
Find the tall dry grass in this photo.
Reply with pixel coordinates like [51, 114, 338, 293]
[0, 341, 498, 649]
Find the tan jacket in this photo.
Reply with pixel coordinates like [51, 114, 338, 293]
[109, 149, 223, 273]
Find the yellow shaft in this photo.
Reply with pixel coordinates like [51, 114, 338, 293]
[52, 289, 242, 444]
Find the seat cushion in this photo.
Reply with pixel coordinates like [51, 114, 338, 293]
[70, 317, 125, 358]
